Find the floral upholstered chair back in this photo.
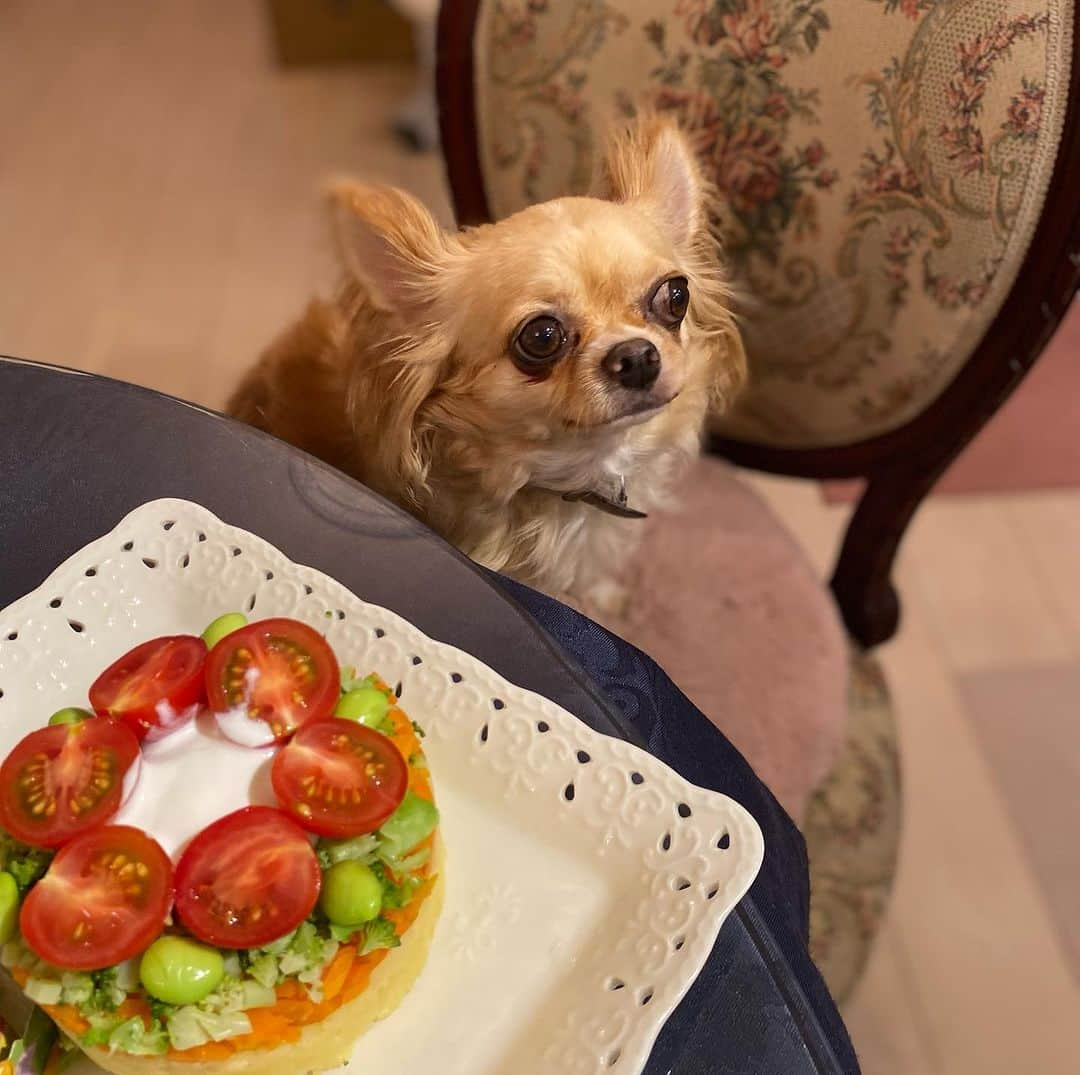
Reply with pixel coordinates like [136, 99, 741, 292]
[458, 0, 1073, 449]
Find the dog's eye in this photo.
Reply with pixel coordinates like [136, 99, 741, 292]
[650, 276, 690, 327]
[513, 315, 568, 367]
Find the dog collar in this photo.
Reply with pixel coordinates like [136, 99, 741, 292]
[532, 474, 648, 520]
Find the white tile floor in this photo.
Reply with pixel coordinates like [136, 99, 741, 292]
[3, 3, 1078, 1071]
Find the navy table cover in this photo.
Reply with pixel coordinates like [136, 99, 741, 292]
[0, 357, 859, 1074]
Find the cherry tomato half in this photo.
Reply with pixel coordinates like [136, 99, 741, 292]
[19, 825, 173, 970]
[89, 635, 208, 742]
[0, 720, 141, 848]
[271, 718, 409, 838]
[173, 806, 321, 949]
[205, 618, 340, 746]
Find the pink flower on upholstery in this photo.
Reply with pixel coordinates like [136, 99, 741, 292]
[933, 274, 988, 307]
[882, 224, 921, 306]
[498, 6, 537, 48]
[1005, 81, 1044, 138]
[716, 121, 784, 211]
[675, 0, 707, 17]
[931, 274, 974, 307]
[849, 142, 922, 209]
[933, 276, 961, 307]
[880, 379, 918, 411]
[939, 124, 985, 176]
[650, 86, 723, 159]
[763, 91, 790, 120]
[804, 138, 825, 167]
[675, 0, 709, 41]
[884, 225, 916, 272]
[867, 0, 934, 17]
[538, 80, 585, 121]
[522, 134, 546, 193]
[721, 0, 786, 68]
[814, 168, 838, 189]
[923, 252, 1000, 309]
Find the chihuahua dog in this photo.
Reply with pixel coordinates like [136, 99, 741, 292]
[228, 117, 746, 613]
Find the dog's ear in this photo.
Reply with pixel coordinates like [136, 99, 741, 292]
[330, 184, 455, 506]
[327, 181, 449, 313]
[595, 116, 705, 255]
[348, 329, 448, 510]
[598, 118, 745, 405]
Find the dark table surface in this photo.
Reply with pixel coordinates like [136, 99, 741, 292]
[0, 357, 859, 1074]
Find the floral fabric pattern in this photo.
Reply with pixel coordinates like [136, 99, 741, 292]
[938, 13, 1049, 175]
[473, 0, 1072, 446]
[622, 1, 838, 267]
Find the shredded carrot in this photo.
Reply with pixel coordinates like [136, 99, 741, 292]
[340, 951, 383, 1004]
[386, 875, 435, 933]
[274, 979, 303, 1000]
[409, 765, 433, 799]
[117, 997, 152, 1021]
[243, 1007, 301, 1044]
[269, 998, 316, 1024]
[321, 945, 355, 1003]
[47, 1006, 89, 1037]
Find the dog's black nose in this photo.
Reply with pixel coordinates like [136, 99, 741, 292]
[602, 339, 661, 390]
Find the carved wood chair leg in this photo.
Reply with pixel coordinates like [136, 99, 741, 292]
[829, 464, 942, 648]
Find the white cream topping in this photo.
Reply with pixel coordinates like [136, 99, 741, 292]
[214, 706, 278, 748]
[112, 710, 278, 860]
[213, 666, 277, 748]
[120, 751, 142, 808]
[146, 700, 198, 743]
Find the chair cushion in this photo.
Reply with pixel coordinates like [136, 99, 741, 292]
[599, 458, 848, 821]
[467, 0, 1073, 447]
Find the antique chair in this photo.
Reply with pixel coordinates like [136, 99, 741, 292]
[434, 0, 1079, 1001]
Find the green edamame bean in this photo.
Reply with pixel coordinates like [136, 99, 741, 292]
[378, 791, 438, 855]
[319, 861, 383, 926]
[200, 613, 248, 650]
[0, 872, 19, 946]
[139, 936, 224, 1005]
[334, 686, 389, 727]
[47, 707, 93, 726]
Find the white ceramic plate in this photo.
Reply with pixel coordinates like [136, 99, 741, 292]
[0, 499, 764, 1074]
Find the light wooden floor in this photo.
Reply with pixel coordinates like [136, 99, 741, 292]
[0, 0, 453, 407]
[750, 476, 1080, 1074]
[3, 3, 1078, 1073]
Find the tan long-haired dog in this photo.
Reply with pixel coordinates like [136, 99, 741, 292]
[228, 118, 746, 612]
